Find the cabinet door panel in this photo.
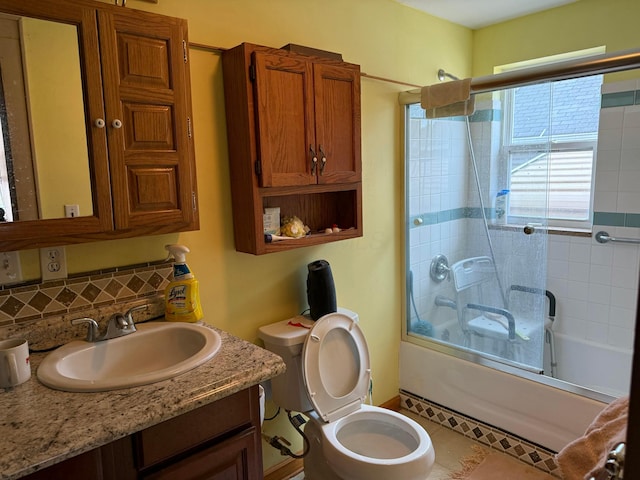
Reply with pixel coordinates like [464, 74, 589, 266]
[116, 33, 171, 89]
[127, 166, 178, 212]
[123, 104, 175, 150]
[314, 63, 361, 184]
[253, 52, 316, 187]
[98, 9, 195, 229]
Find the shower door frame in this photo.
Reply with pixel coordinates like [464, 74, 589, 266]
[401, 99, 615, 403]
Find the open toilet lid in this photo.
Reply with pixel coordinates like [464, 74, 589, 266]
[302, 312, 371, 423]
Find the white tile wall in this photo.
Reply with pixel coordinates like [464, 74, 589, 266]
[408, 115, 469, 331]
[546, 79, 640, 351]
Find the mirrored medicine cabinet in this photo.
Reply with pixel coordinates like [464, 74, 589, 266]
[0, 0, 199, 252]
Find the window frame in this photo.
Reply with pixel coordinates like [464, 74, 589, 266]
[500, 78, 600, 231]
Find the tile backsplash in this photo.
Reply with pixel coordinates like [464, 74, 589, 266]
[0, 261, 172, 348]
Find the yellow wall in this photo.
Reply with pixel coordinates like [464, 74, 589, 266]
[20, 0, 471, 470]
[472, 0, 640, 78]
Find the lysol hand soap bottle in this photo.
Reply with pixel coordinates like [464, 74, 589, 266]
[164, 244, 203, 322]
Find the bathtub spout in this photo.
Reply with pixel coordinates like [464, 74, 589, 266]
[435, 295, 457, 309]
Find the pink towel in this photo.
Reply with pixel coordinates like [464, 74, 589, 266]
[555, 396, 628, 479]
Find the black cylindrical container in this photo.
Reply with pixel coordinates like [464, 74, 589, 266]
[307, 260, 337, 320]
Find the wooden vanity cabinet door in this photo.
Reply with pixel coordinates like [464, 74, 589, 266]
[97, 8, 198, 231]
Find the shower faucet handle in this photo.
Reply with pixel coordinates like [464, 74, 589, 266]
[430, 254, 450, 283]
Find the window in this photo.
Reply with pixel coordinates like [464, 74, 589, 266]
[502, 74, 602, 230]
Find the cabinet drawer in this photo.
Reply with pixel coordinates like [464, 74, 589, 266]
[135, 388, 254, 469]
[142, 427, 260, 480]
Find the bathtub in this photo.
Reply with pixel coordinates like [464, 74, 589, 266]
[399, 340, 611, 452]
[549, 332, 632, 398]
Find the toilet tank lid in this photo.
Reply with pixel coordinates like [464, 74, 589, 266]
[257, 308, 358, 347]
[258, 316, 313, 346]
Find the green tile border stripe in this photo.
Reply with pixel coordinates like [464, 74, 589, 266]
[413, 209, 640, 229]
[601, 90, 639, 108]
[594, 211, 640, 228]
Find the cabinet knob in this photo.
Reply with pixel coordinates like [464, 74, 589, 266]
[111, 119, 123, 129]
[94, 118, 106, 128]
[310, 145, 318, 175]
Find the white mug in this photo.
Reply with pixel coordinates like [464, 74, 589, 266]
[0, 338, 31, 388]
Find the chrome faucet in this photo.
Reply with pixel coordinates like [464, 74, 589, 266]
[71, 305, 146, 342]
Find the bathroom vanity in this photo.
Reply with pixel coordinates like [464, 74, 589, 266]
[0, 326, 285, 480]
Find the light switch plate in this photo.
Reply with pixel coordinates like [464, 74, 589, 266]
[40, 246, 68, 281]
[0, 251, 22, 286]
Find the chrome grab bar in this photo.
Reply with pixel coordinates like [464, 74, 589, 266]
[595, 231, 640, 245]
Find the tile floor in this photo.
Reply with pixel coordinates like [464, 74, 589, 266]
[285, 409, 554, 479]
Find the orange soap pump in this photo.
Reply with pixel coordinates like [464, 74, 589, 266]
[164, 244, 203, 322]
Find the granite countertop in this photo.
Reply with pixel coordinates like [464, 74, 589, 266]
[0, 323, 286, 480]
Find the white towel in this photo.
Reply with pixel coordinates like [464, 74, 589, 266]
[421, 78, 475, 118]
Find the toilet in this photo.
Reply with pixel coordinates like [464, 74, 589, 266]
[258, 309, 435, 480]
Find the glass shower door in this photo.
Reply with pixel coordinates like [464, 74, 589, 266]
[405, 85, 552, 374]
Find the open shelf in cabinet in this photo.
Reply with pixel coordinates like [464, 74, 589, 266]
[258, 184, 362, 254]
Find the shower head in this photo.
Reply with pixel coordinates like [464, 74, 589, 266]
[437, 69, 460, 81]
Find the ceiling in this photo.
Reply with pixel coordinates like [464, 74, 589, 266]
[395, 0, 579, 29]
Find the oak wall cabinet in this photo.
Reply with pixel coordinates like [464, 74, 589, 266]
[222, 43, 362, 255]
[0, 0, 198, 252]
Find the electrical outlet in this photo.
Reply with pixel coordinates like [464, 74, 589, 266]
[40, 246, 68, 281]
[64, 204, 80, 218]
[0, 251, 23, 286]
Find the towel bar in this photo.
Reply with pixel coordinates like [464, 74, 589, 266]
[595, 231, 640, 245]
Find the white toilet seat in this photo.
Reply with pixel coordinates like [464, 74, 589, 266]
[318, 404, 434, 480]
[301, 313, 434, 480]
[302, 312, 371, 423]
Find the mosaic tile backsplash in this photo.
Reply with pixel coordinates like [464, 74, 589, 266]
[400, 391, 561, 477]
[0, 261, 172, 349]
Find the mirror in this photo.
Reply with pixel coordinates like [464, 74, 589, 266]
[0, 13, 93, 223]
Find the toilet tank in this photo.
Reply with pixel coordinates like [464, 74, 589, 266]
[258, 308, 358, 413]
[258, 315, 314, 412]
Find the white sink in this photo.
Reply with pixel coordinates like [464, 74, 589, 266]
[37, 322, 221, 392]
